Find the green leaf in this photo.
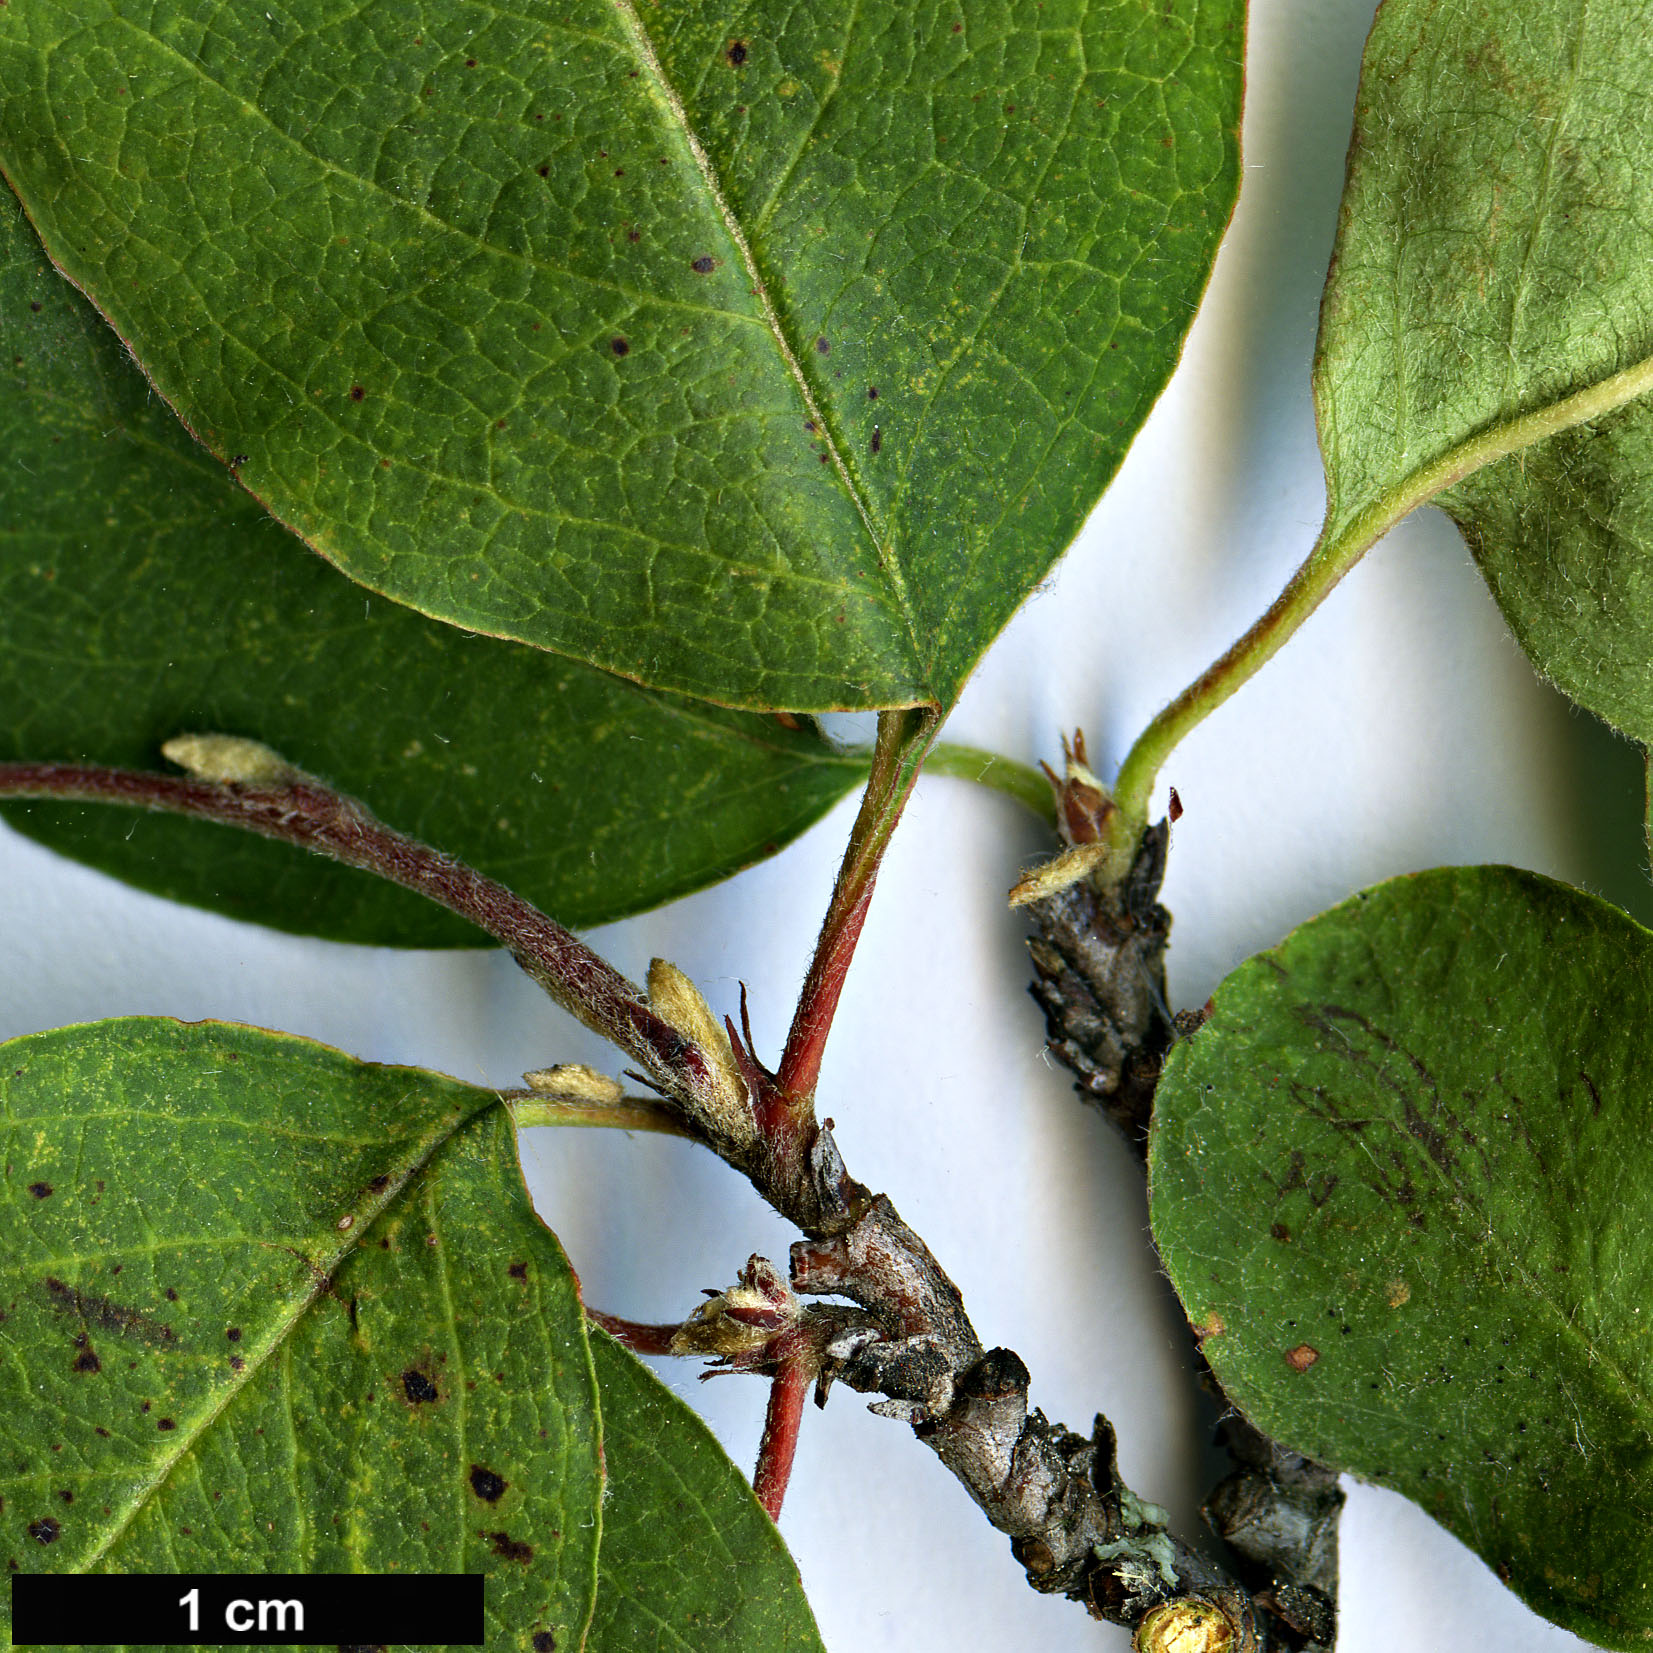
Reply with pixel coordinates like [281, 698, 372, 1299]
[0, 0, 1242, 711]
[587, 1331, 827, 1653]
[0, 199, 865, 946]
[1149, 867, 1653, 1649]
[1315, 0, 1653, 741]
[0, 1018, 603, 1651]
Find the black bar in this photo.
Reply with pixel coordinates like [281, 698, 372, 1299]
[12, 1573, 484, 1646]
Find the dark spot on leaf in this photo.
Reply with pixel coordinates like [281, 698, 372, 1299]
[611, 337, 629, 356]
[28, 302, 41, 313]
[532, 1635, 556, 1653]
[726, 40, 747, 65]
[469, 1466, 508, 1503]
[402, 1368, 440, 1404]
[465, 58, 477, 67]
[28, 1183, 51, 1199]
[350, 385, 366, 401]
[486, 1531, 532, 1563]
[537, 165, 550, 177]
[507, 1262, 527, 1280]
[626, 228, 640, 242]
[231, 453, 249, 466]
[368, 1174, 392, 1194]
[613, 168, 624, 177]
[870, 426, 881, 454]
[94, 1427, 109, 1438]
[45, 1277, 170, 1342]
[229, 1356, 245, 1373]
[164, 1288, 178, 1302]
[226, 1327, 242, 1341]
[157, 1418, 176, 1431]
[691, 256, 715, 273]
[1285, 1344, 1319, 1373]
[71, 1347, 101, 1374]
[57, 1490, 71, 1504]
[815, 336, 830, 354]
[867, 385, 878, 399]
[1270, 1222, 1289, 1242]
[28, 1519, 59, 1544]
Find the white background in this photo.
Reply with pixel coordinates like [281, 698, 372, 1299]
[0, 1, 1618, 1648]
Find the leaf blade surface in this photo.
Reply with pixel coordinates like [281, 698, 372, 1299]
[0, 0, 1242, 710]
[1149, 867, 1653, 1649]
[0, 1019, 603, 1652]
[1316, 0, 1653, 739]
[0, 199, 865, 945]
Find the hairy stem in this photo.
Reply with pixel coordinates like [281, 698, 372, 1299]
[1108, 349, 1653, 870]
[775, 706, 937, 1105]
[505, 1093, 695, 1136]
[753, 1350, 812, 1521]
[3, 750, 1286, 1644]
[586, 1311, 680, 1356]
[0, 760, 726, 1114]
[924, 742, 1058, 826]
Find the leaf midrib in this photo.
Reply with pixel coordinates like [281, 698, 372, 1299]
[77, 1092, 498, 1572]
[100, 3, 925, 686]
[606, 0, 922, 664]
[1316, 344, 1653, 599]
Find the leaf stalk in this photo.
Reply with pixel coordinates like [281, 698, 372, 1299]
[775, 706, 938, 1107]
[1104, 348, 1653, 880]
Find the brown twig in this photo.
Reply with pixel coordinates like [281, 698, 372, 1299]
[2, 747, 1291, 1647]
[0, 757, 737, 1128]
[1020, 758, 1341, 1650]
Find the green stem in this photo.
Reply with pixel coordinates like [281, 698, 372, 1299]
[925, 743, 1057, 827]
[505, 1094, 695, 1137]
[1109, 348, 1653, 861]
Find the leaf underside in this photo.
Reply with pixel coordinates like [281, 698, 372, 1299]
[1, 1020, 826, 1652]
[0, 198, 865, 945]
[0, 0, 1242, 712]
[1149, 867, 1653, 1650]
[1317, 0, 1653, 741]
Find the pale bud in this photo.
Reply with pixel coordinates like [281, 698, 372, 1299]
[1133, 1598, 1236, 1653]
[646, 959, 756, 1148]
[670, 1255, 798, 1362]
[161, 733, 302, 788]
[521, 1064, 625, 1105]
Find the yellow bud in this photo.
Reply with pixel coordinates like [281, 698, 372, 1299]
[1133, 1598, 1235, 1653]
[1007, 841, 1111, 907]
[161, 733, 300, 787]
[647, 959, 729, 1059]
[646, 959, 755, 1147]
[521, 1064, 625, 1105]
